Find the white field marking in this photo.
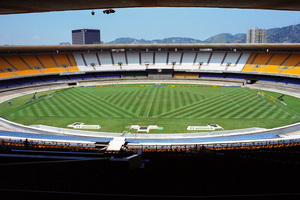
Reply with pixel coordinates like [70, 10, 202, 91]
[221, 92, 240, 107]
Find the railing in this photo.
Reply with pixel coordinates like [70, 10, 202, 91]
[127, 139, 300, 152]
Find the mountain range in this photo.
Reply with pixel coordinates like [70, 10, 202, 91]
[108, 24, 300, 44]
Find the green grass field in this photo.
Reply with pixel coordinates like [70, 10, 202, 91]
[1, 84, 300, 133]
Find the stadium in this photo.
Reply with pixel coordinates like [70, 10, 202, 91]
[1, 1, 300, 199]
[1, 43, 300, 151]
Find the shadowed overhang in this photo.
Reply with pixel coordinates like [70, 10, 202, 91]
[1, 0, 300, 15]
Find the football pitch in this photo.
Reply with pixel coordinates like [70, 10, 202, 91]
[1, 84, 300, 133]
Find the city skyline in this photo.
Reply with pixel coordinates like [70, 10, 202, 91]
[0, 7, 300, 45]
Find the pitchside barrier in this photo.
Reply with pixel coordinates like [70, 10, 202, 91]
[0, 117, 117, 138]
[126, 139, 300, 152]
[95, 84, 242, 88]
[1, 117, 300, 149]
[257, 91, 287, 106]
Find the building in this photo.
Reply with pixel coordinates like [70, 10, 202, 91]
[72, 29, 101, 45]
[246, 28, 266, 43]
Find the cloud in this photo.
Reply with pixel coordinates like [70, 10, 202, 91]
[32, 35, 41, 40]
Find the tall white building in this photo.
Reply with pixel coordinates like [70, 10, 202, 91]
[247, 28, 266, 43]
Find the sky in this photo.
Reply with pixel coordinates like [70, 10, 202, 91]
[0, 7, 300, 45]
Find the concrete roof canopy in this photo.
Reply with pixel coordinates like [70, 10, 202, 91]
[0, 0, 300, 15]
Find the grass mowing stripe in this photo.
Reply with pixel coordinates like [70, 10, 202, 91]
[52, 90, 84, 117]
[167, 89, 172, 113]
[182, 98, 234, 118]
[145, 87, 158, 117]
[13, 108, 23, 117]
[257, 105, 278, 119]
[64, 91, 102, 117]
[98, 96, 138, 117]
[37, 101, 56, 117]
[270, 109, 283, 119]
[190, 92, 200, 103]
[115, 91, 136, 107]
[250, 103, 288, 119]
[157, 88, 165, 115]
[106, 92, 124, 105]
[30, 104, 47, 117]
[149, 87, 161, 116]
[185, 92, 194, 105]
[29, 105, 44, 117]
[160, 95, 216, 118]
[137, 88, 153, 116]
[158, 88, 166, 115]
[174, 89, 246, 118]
[161, 88, 169, 114]
[248, 101, 287, 119]
[245, 106, 273, 119]
[176, 91, 184, 109]
[124, 89, 145, 111]
[274, 101, 300, 118]
[14, 108, 26, 117]
[74, 88, 129, 116]
[109, 90, 134, 106]
[186, 94, 242, 118]
[119, 91, 134, 110]
[133, 89, 149, 115]
[43, 99, 64, 117]
[234, 100, 269, 118]
[221, 96, 262, 118]
[106, 91, 129, 104]
[37, 102, 52, 116]
[158, 89, 244, 118]
[180, 91, 187, 108]
[102, 91, 122, 102]
[54, 91, 89, 117]
[125, 90, 145, 113]
[278, 111, 290, 119]
[194, 90, 255, 118]
[71, 89, 133, 117]
[49, 96, 76, 117]
[192, 90, 251, 118]
[161, 96, 217, 118]
[139, 88, 155, 117]
[40, 100, 62, 117]
[131, 89, 150, 113]
[165, 89, 173, 113]
[233, 101, 269, 118]
[153, 87, 163, 116]
[64, 89, 101, 117]
[170, 90, 176, 111]
[16, 110, 23, 117]
[24, 107, 35, 117]
[173, 90, 180, 109]
[215, 94, 258, 116]
[72, 93, 117, 117]
[209, 94, 258, 118]
[45, 98, 68, 117]
[28, 104, 40, 117]
[130, 89, 147, 114]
